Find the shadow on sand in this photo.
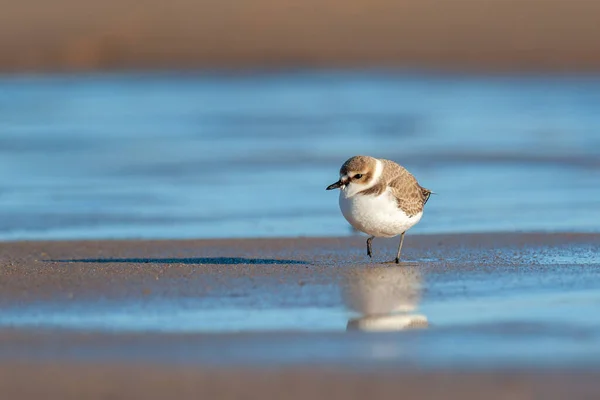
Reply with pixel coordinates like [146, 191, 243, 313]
[48, 257, 308, 265]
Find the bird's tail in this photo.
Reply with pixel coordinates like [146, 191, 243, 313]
[420, 186, 434, 204]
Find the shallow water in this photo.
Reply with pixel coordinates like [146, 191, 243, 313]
[4, 261, 600, 368]
[1, 71, 599, 240]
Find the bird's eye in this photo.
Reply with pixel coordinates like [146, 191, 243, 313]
[354, 174, 363, 179]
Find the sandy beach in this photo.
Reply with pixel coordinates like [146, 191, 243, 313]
[1, 233, 600, 398]
[2, 363, 600, 400]
[1, 232, 597, 303]
[2, 0, 600, 73]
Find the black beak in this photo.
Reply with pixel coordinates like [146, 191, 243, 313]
[326, 180, 343, 190]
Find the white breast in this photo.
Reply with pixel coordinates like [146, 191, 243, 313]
[339, 188, 422, 238]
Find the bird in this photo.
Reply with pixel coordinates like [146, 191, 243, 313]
[326, 155, 432, 263]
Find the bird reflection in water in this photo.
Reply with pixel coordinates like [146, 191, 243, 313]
[342, 264, 428, 332]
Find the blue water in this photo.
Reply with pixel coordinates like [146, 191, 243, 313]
[5, 287, 600, 334]
[1, 71, 599, 240]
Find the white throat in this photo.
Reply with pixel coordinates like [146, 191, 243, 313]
[342, 159, 383, 198]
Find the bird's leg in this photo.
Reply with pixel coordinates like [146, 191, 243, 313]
[395, 232, 406, 264]
[366, 236, 374, 258]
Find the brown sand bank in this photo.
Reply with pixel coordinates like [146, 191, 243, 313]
[2, 363, 600, 400]
[2, 0, 600, 73]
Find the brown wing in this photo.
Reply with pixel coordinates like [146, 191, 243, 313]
[381, 159, 431, 217]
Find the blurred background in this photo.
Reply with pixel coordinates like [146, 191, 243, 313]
[1, 0, 599, 240]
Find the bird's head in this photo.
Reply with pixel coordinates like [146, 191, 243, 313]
[326, 155, 378, 196]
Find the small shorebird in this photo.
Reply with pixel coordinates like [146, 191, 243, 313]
[326, 155, 432, 263]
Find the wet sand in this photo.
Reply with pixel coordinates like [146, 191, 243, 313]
[2, 363, 600, 400]
[2, 0, 600, 72]
[1, 232, 597, 303]
[1, 233, 600, 398]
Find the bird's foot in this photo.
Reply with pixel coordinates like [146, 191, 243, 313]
[366, 237, 374, 259]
